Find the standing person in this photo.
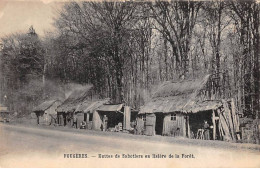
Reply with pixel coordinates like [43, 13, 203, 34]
[37, 115, 39, 125]
[73, 114, 77, 129]
[203, 120, 210, 140]
[103, 115, 108, 131]
[133, 120, 137, 134]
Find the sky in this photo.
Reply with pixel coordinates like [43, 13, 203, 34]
[1, 0, 260, 38]
[0, 0, 65, 37]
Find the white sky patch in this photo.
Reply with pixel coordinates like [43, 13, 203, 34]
[0, 1, 62, 37]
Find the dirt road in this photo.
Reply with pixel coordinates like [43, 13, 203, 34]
[0, 123, 259, 167]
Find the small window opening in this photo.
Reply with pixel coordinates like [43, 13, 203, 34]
[171, 114, 177, 121]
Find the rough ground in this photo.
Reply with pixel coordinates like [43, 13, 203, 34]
[0, 122, 259, 168]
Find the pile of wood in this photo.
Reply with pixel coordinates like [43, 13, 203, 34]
[217, 98, 240, 142]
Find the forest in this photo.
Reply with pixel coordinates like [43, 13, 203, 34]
[0, 0, 259, 119]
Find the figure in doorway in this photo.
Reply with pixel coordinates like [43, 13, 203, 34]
[101, 115, 108, 131]
[203, 120, 210, 140]
[37, 115, 39, 125]
[72, 114, 77, 129]
[103, 115, 108, 131]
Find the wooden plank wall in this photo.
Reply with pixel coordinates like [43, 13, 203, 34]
[163, 114, 185, 136]
[145, 114, 156, 136]
[136, 116, 145, 135]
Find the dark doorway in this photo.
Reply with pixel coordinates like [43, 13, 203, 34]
[155, 114, 164, 135]
[84, 113, 87, 122]
[189, 110, 213, 140]
[99, 111, 124, 129]
[106, 112, 124, 128]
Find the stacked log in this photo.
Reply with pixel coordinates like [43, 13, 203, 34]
[217, 108, 232, 141]
[217, 99, 240, 142]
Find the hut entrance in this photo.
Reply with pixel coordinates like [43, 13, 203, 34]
[57, 113, 64, 126]
[99, 111, 124, 130]
[155, 114, 164, 135]
[107, 112, 123, 128]
[189, 111, 213, 140]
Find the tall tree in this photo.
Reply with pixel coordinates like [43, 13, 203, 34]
[150, 0, 202, 76]
[229, 0, 260, 118]
[0, 26, 45, 113]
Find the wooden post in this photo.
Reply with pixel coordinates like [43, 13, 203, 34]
[216, 110, 223, 140]
[86, 113, 90, 123]
[124, 106, 131, 130]
[218, 122, 223, 140]
[212, 110, 216, 140]
[86, 113, 90, 129]
[187, 115, 191, 138]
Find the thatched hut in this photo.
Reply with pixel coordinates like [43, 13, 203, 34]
[92, 104, 123, 131]
[91, 103, 139, 132]
[56, 86, 97, 127]
[56, 86, 116, 129]
[138, 75, 240, 141]
[75, 100, 136, 132]
[74, 98, 111, 129]
[33, 100, 62, 125]
[56, 86, 136, 131]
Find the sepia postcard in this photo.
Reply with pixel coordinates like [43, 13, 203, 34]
[0, 0, 259, 168]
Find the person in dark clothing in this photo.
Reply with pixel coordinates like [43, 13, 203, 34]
[72, 114, 77, 129]
[203, 121, 210, 140]
[37, 115, 39, 125]
[100, 123, 104, 131]
[102, 115, 108, 131]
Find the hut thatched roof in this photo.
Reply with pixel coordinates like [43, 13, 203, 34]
[33, 100, 59, 112]
[97, 104, 124, 112]
[56, 87, 94, 113]
[139, 75, 222, 114]
[75, 98, 111, 113]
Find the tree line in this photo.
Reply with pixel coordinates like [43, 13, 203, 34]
[0, 0, 259, 119]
